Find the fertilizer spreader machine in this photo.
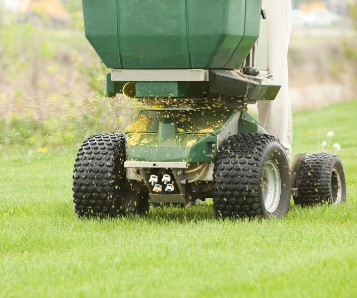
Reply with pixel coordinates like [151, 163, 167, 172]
[72, 0, 346, 219]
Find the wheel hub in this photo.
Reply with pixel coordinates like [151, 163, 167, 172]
[262, 160, 281, 213]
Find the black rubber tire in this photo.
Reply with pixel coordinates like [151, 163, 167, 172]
[293, 152, 346, 206]
[213, 134, 291, 219]
[72, 133, 149, 218]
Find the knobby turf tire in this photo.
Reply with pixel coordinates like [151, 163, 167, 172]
[72, 133, 149, 218]
[213, 134, 291, 219]
[293, 152, 346, 206]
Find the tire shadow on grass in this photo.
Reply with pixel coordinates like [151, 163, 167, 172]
[146, 203, 216, 223]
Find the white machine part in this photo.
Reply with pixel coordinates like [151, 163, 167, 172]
[162, 174, 171, 185]
[149, 175, 159, 186]
[165, 184, 175, 193]
[153, 184, 163, 193]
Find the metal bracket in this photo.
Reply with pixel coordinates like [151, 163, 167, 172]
[216, 112, 241, 149]
[124, 161, 188, 169]
[290, 153, 307, 196]
[111, 69, 209, 82]
[209, 70, 280, 101]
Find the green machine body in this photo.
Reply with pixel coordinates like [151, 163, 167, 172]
[83, 0, 262, 70]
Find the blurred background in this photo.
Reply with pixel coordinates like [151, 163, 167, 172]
[0, 0, 356, 149]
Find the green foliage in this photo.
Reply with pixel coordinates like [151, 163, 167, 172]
[0, 17, 119, 148]
[0, 3, 4, 26]
[64, 0, 84, 30]
[77, 56, 108, 95]
[351, 2, 357, 31]
[0, 114, 38, 145]
[343, 3, 357, 73]
[1, 22, 53, 77]
[0, 96, 129, 147]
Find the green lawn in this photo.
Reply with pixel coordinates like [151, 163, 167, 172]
[1, 100, 356, 298]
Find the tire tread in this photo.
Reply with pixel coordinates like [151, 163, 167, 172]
[72, 133, 126, 218]
[294, 152, 346, 206]
[213, 133, 290, 219]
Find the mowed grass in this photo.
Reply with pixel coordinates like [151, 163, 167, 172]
[1, 100, 356, 298]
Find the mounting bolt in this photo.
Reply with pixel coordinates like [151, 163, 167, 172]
[149, 175, 158, 186]
[153, 184, 162, 193]
[162, 174, 171, 185]
[165, 184, 174, 193]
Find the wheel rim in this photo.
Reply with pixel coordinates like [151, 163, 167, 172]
[262, 160, 281, 213]
[331, 168, 342, 204]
